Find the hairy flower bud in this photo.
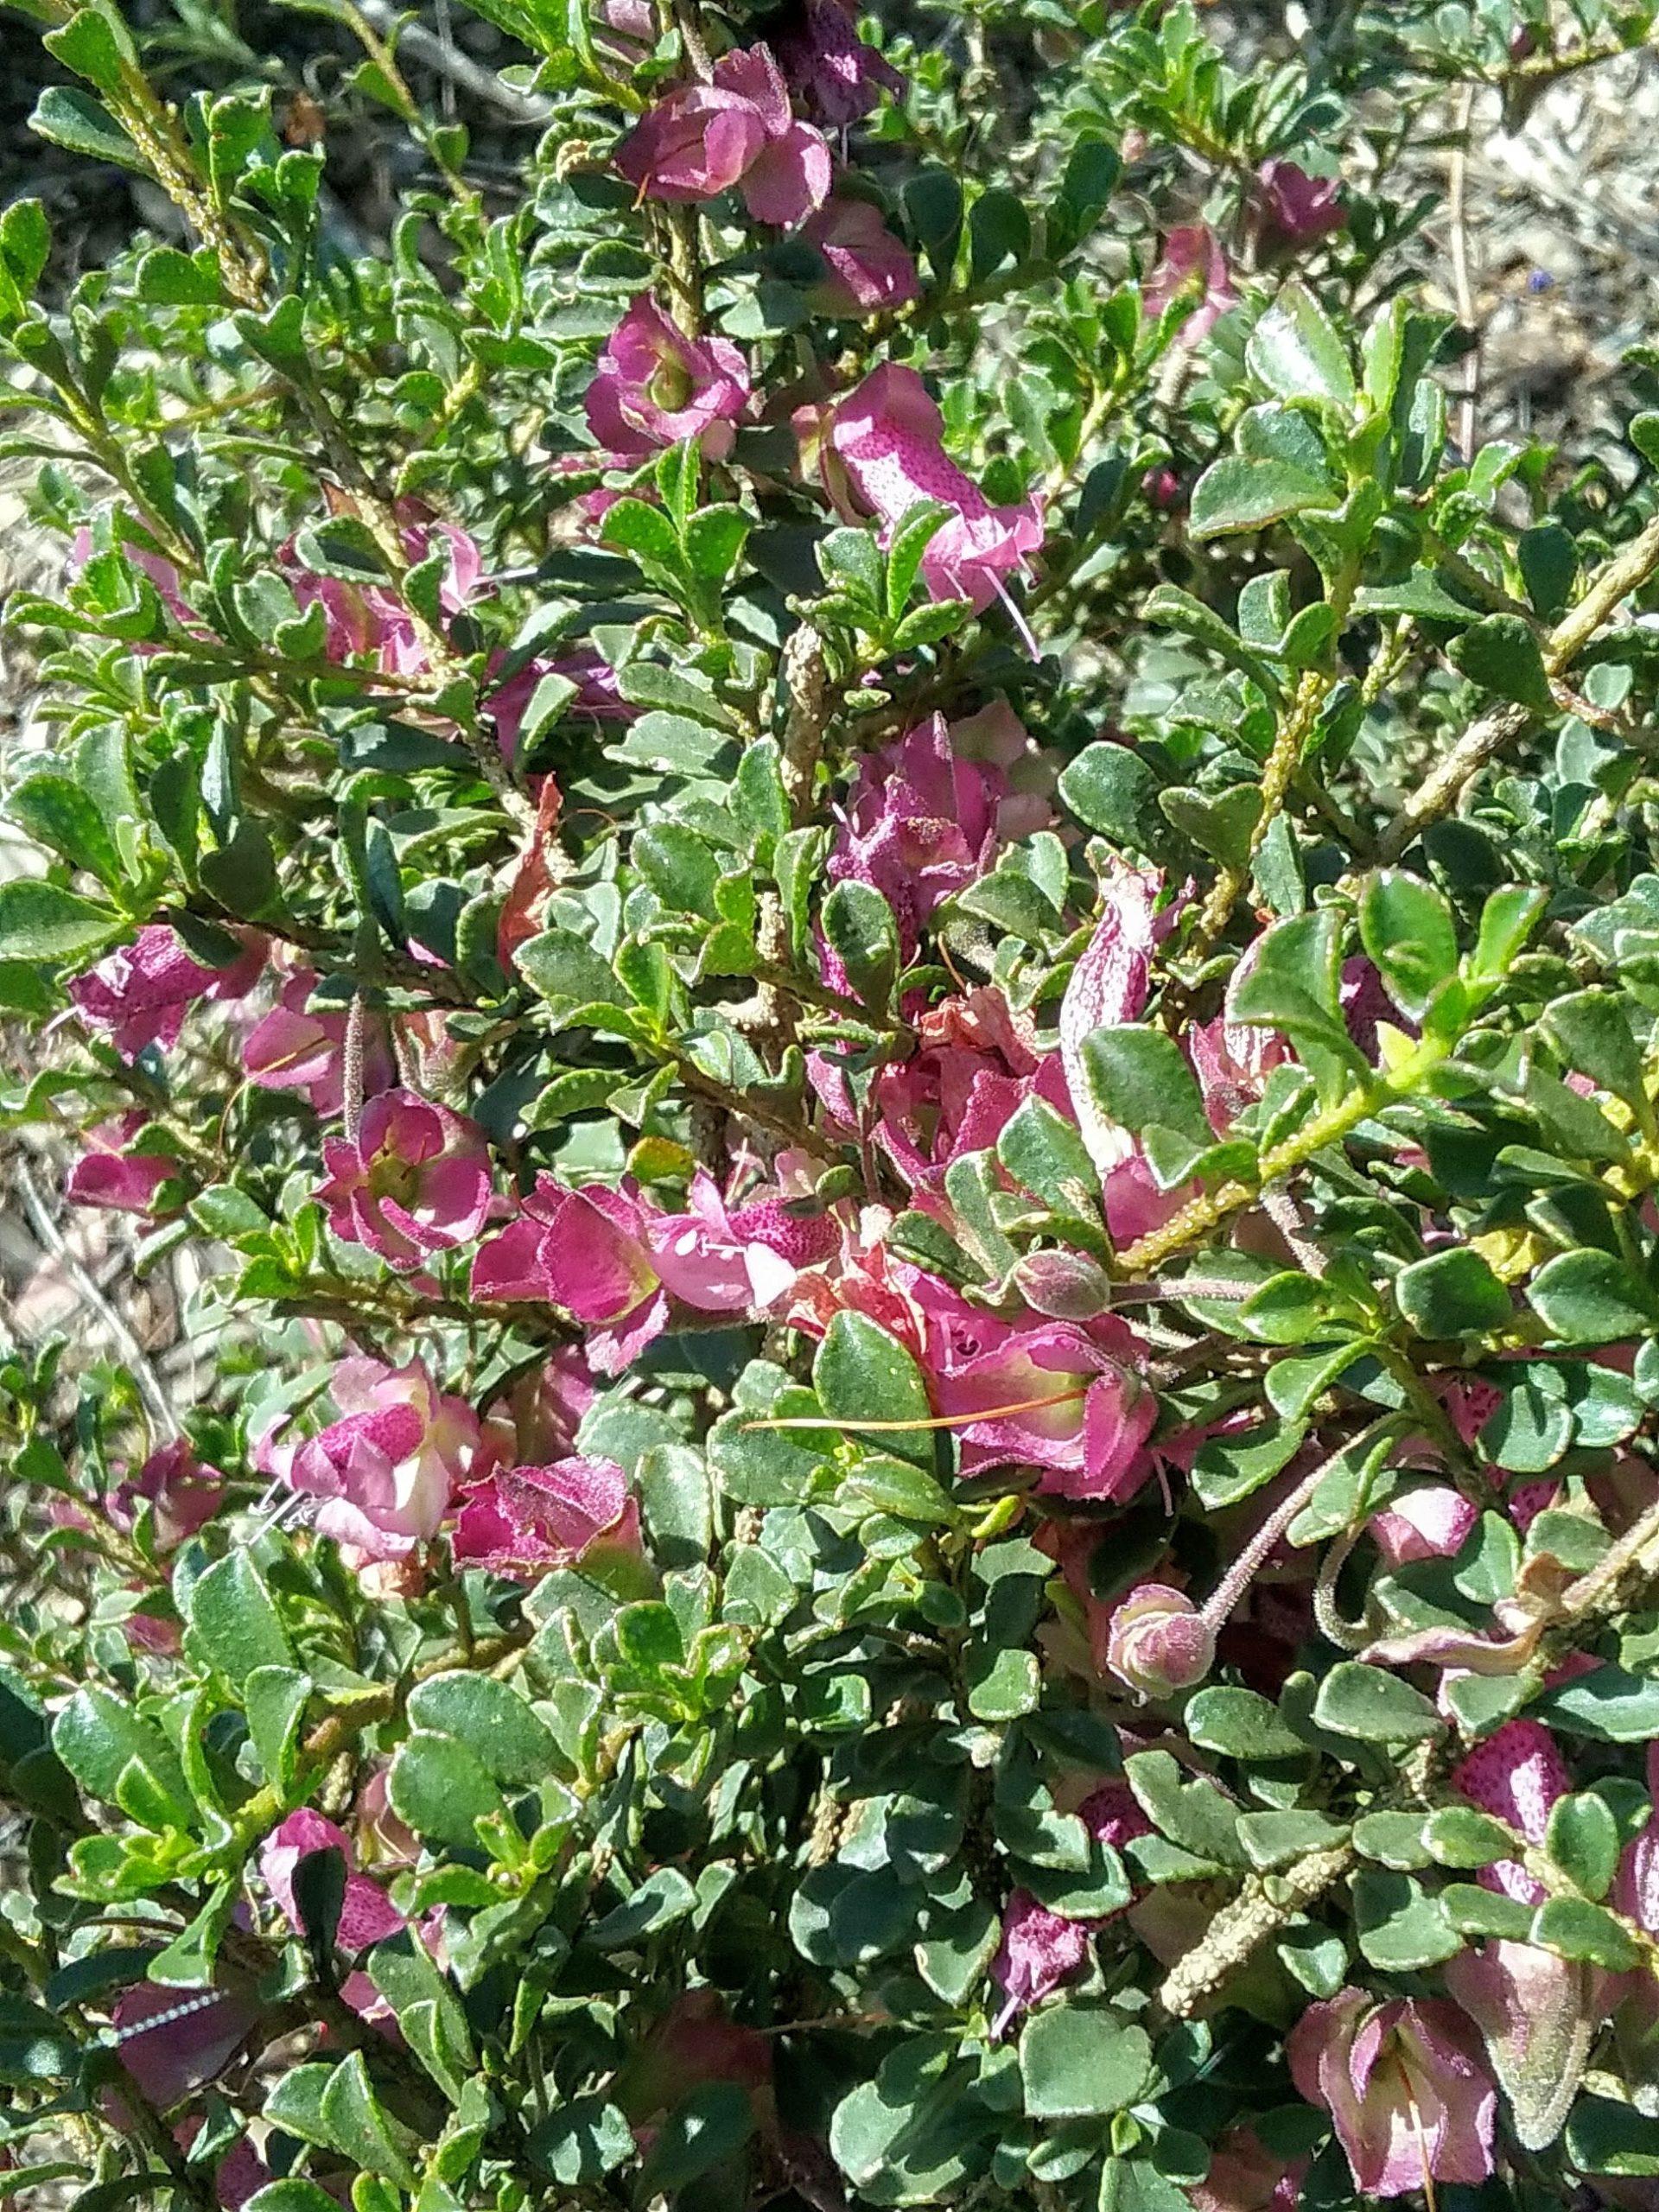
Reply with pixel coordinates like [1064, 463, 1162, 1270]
[1105, 1583, 1217, 1696]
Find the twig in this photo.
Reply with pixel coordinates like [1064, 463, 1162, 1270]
[1447, 83, 1479, 461]
[12, 1162, 177, 1443]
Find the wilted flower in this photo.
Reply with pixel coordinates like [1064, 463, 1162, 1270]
[110, 1440, 224, 1549]
[452, 1456, 641, 1580]
[259, 1807, 406, 1953]
[318, 1090, 493, 1272]
[775, 0, 903, 126]
[265, 1357, 479, 1560]
[1446, 1940, 1599, 2154]
[1187, 2127, 1306, 2211]
[244, 969, 394, 1116]
[71, 925, 262, 1061]
[65, 1115, 183, 1216]
[818, 363, 1044, 617]
[1105, 1584, 1217, 1697]
[1370, 1483, 1479, 1568]
[1256, 158, 1345, 245]
[585, 296, 751, 460]
[1288, 1987, 1497, 2197]
[1143, 225, 1237, 344]
[802, 198, 920, 315]
[988, 1891, 1093, 2034]
[111, 1982, 257, 2113]
[614, 44, 832, 229]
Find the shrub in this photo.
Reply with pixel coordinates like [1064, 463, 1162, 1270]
[6, 2, 1659, 2207]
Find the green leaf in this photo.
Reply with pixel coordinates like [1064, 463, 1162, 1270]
[319, 2050, 419, 2185]
[587, 1866, 697, 1948]
[1527, 1249, 1659, 1344]
[1567, 2097, 1659, 2177]
[0, 880, 117, 962]
[387, 1729, 509, 1847]
[1546, 1791, 1620, 1901]
[1311, 1662, 1442, 1744]
[1540, 989, 1649, 1116]
[1236, 1271, 1352, 1347]
[1228, 906, 1360, 1069]
[1245, 281, 1356, 407]
[0, 1993, 77, 2085]
[1352, 1867, 1461, 1970]
[683, 506, 750, 583]
[1531, 1895, 1639, 1972]
[1471, 883, 1548, 981]
[997, 1093, 1099, 1209]
[525, 2096, 634, 2186]
[52, 1688, 191, 1825]
[821, 880, 899, 1013]
[1535, 1665, 1659, 1743]
[1236, 1809, 1348, 1872]
[1159, 784, 1262, 868]
[1190, 453, 1338, 539]
[1075, 1026, 1211, 1147]
[1357, 869, 1457, 1022]
[1018, 2005, 1150, 2119]
[8, 772, 123, 887]
[29, 84, 145, 170]
[406, 1671, 560, 1786]
[1423, 1806, 1514, 1867]
[1190, 1418, 1306, 1510]
[244, 1667, 311, 1793]
[814, 1313, 935, 1471]
[1394, 1247, 1511, 1337]
[636, 2083, 754, 2197]
[186, 1553, 294, 1687]
[1185, 1687, 1305, 1761]
[1448, 613, 1554, 711]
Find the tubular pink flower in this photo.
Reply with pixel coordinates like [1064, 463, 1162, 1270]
[823, 364, 1044, 613]
[260, 1807, 407, 1952]
[1143, 224, 1237, 343]
[1105, 1583, 1216, 1696]
[267, 1356, 479, 1560]
[1370, 1483, 1479, 1567]
[470, 1175, 669, 1376]
[65, 1114, 183, 1216]
[244, 969, 394, 1116]
[585, 297, 752, 461]
[645, 1167, 831, 1313]
[776, 0, 904, 126]
[1445, 1940, 1600, 2155]
[1288, 1988, 1496, 2197]
[111, 1983, 257, 2113]
[613, 44, 831, 228]
[927, 1314, 1157, 1501]
[803, 198, 920, 315]
[1452, 1718, 1572, 1905]
[452, 1456, 641, 1581]
[110, 1440, 224, 1550]
[70, 925, 263, 1061]
[988, 1891, 1092, 2036]
[318, 1089, 493, 1272]
[1256, 158, 1345, 245]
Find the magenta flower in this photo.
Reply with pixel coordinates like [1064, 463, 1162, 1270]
[65, 1115, 183, 1216]
[1369, 1483, 1479, 1568]
[470, 1175, 670, 1376]
[1256, 158, 1345, 245]
[264, 1356, 479, 1561]
[1452, 1717, 1571, 1904]
[1058, 862, 1168, 1174]
[1188, 1003, 1290, 1133]
[645, 1168, 828, 1313]
[1446, 1939, 1600, 2156]
[110, 1440, 224, 1550]
[244, 968, 394, 1116]
[1187, 2127, 1307, 2212]
[614, 43, 832, 229]
[70, 924, 262, 1062]
[71, 520, 194, 629]
[1288, 1988, 1497, 2198]
[452, 1456, 641, 1581]
[290, 505, 481, 677]
[585, 296, 751, 461]
[1143, 224, 1237, 344]
[988, 1891, 1092, 2035]
[822, 364, 1043, 618]
[803, 198, 920, 315]
[260, 1807, 406, 1952]
[111, 1983, 257, 2113]
[1105, 1583, 1216, 1697]
[776, 0, 904, 127]
[927, 1313, 1157, 1502]
[318, 1089, 493, 1272]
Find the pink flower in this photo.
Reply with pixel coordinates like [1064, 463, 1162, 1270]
[452, 1456, 641, 1581]
[70, 925, 262, 1061]
[71, 521, 194, 629]
[265, 1357, 479, 1560]
[646, 1166, 833, 1313]
[65, 1115, 182, 1216]
[1288, 1988, 1496, 2197]
[1143, 225, 1237, 344]
[820, 364, 1044, 615]
[803, 198, 920, 315]
[476, 1349, 597, 1476]
[1452, 1717, 1571, 1905]
[1058, 863, 1169, 1175]
[1445, 1939, 1600, 2157]
[291, 505, 481, 677]
[244, 969, 394, 1116]
[1256, 158, 1345, 245]
[988, 1891, 1092, 2034]
[614, 44, 832, 229]
[776, 0, 904, 127]
[1188, 1005, 1290, 1134]
[111, 1983, 257, 2113]
[1370, 1483, 1479, 1568]
[1616, 1741, 1659, 1933]
[110, 1440, 224, 1550]
[585, 296, 751, 461]
[927, 1313, 1157, 1502]
[1105, 1583, 1216, 1696]
[318, 1090, 493, 1272]
[1187, 2127, 1306, 2212]
[470, 1176, 670, 1376]
[488, 647, 634, 772]
[260, 1807, 406, 1952]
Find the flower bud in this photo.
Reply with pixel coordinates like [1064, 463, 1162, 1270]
[1105, 1583, 1216, 1697]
